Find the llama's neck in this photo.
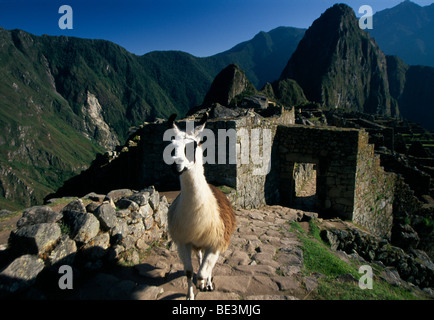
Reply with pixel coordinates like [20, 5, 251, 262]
[179, 164, 211, 204]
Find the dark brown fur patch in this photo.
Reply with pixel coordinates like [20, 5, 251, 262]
[208, 184, 236, 249]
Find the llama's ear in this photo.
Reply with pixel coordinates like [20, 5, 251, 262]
[168, 114, 177, 128]
[194, 112, 208, 135]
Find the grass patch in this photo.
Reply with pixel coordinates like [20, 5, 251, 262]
[294, 222, 358, 278]
[216, 185, 235, 194]
[316, 277, 423, 300]
[288, 220, 428, 300]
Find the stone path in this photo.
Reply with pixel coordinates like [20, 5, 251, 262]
[71, 205, 319, 300]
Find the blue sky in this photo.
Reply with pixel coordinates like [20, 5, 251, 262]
[0, 0, 433, 57]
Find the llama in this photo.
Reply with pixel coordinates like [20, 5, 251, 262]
[166, 113, 236, 300]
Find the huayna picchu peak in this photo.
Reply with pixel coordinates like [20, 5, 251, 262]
[280, 3, 394, 116]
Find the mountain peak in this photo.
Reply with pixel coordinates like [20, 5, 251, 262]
[202, 64, 256, 107]
[280, 3, 392, 115]
[398, 0, 421, 7]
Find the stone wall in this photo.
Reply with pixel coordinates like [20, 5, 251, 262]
[138, 109, 294, 209]
[276, 125, 360, 219]
[137, 115, 405, 239]
[353, 131, 397, 239]
[1, 187, 169, 297]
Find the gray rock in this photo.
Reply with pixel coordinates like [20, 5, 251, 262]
[61, 199, 86, 214]
[248, 211, 264, 221]
[129, 220, 146, 238]
[106, 189, 134, 202]
[111, 218, 129, 241]
[85, 192, 106, 202]
[154, 205, 168, 229]
[126, 192, 150, 206]
[94, 203, 117, 231]
[0, 209, 12, 218]
[148, 191, 160, 211]
[139, 203, 153, 219]
[227, 250, 251, 266]
[9, 223, 61, 255]
[301, 211, 319, 221]
[49, 236, 77, 267]
[117, 198, 139, 211]
[143, 215, 154, 230]
[85, 202, 100, 213]
[63, 211, 100, 244]
[82, 232, 110, 261]
[0, 255, 45, 296]
[16, 206, 62, 228]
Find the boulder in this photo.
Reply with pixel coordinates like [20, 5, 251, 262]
[94, 203, 117, 231]
[61, 199, 86, 214]
[154, 204, 168, 229]
[1, 186, 172, 298]
[0, 255, 45, 296]
[16, 206, 62, 228]
[85, 192, 106, 202]
[106, 189, 134, 202]
[9, 223, 61, 255]
[62, 211, 100, 244]
[49, 236, 77, 267]
[126, 192, 150, 206]
[82, 232, 110, 261]
[116, 198, 139, 211]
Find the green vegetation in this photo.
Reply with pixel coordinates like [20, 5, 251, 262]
[288, 220, 428, 300]
[0, 26, 307, 210]
[216, 185, 235, 194]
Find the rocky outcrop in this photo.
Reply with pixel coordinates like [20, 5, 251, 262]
[201, 64, 257, 107]
[0, 186, 169, 298]
[82, 91, 120, 150]
[320, 220, 434, 289]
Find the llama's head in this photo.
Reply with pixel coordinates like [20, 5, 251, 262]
[167, 113, 208, 175]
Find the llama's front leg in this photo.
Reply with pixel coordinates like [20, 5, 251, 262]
[178, 243, 195, 300]
[197, 249, 220, 291]
[197, 249, 203, 266]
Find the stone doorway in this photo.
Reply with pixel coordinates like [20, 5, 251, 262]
[292, 163, 318, 211]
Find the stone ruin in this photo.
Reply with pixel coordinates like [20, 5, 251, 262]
[2, 95, 434, 297]
[0, 187, 169, 297]
[50, 98, 431, 243]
